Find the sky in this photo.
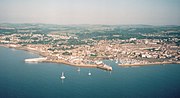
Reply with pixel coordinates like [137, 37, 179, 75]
[0, 0, 180, 25]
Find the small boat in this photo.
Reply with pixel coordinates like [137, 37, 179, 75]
[109, 71, 112, 75]
[60, 72, 65, 79]
[77, 67, 80, 72]
[115, 59, 118, 63]
[88, 71, 91, 76]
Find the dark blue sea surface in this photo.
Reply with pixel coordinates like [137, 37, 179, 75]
[0, 46, 180, 98]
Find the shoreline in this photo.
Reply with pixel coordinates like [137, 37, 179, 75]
[0, 44, 112, 71]
[44, 60, 97, 68]
[1, 44, 179, 70]
[120, 62, 180, 67]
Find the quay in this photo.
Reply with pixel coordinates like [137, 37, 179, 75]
[97, 64, 112, 71]
[95, 61, 112, 71]
[25, 58, 113, 71]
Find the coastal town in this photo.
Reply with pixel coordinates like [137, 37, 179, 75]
[0, 24, 180, 71]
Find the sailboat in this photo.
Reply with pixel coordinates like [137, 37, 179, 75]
[60, 72, 65, 79]
[115, 59, 118, 63]
[77, 67, 80, 72]
[88, 71, 91, 76]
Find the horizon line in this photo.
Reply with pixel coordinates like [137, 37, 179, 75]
[1, 22, 180, 26]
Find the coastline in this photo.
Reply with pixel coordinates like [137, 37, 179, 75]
[0, 44, 112, 71]
[0, 44, 46, 57]
[44, 60, 97, 68]
[1, 44, 179, 70]
[120, 62, 180, 67]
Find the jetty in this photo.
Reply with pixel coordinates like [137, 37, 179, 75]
[97, 64, 112, 71]
[45, 59, 112, 71]
[95, 61, 112, 71]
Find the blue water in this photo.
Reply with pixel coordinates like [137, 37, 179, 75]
[0, 46, 180, 98]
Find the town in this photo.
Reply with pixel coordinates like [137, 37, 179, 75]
[0, 24, 180, 70]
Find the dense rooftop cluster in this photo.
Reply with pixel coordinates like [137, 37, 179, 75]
[0, 24, 180, 67]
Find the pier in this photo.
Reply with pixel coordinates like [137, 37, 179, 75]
[97, 64, 112, 71]
[24, 57, 113, 71]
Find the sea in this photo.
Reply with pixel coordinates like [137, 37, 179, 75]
[0, 46, 180, 98]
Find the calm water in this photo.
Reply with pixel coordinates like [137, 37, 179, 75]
[0, 46, 180, 98]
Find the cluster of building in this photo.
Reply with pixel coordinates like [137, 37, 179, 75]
[0, 33, 180, 67]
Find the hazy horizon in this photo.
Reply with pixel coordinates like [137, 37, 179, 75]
[0, 0, 180, 25]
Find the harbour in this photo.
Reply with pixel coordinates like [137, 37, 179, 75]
[0, 46, 180, 98]
[24, 57, 112, 71]
[0, 0, 180, 97]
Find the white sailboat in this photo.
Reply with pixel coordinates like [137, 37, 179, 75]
[77, 67, 80, 72]
[88, 71, 91, 76]
[115, 59, 118, 63]
[60, 72, 65, 79]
